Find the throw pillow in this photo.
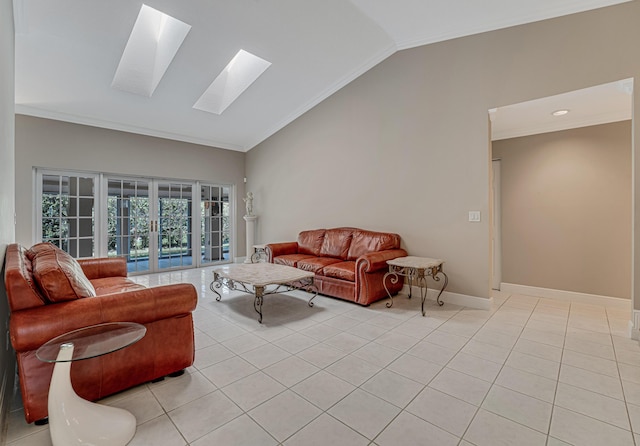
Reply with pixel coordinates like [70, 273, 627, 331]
[31, 244, 97, 303]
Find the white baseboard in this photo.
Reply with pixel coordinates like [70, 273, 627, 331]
[630, 311, 640, 340]
[402, 284, 493, 310]
[500, 283, 630, 309]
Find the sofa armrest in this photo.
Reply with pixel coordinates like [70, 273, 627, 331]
[10, 283, 197, 352]
[78, 257, 128, 279]
[356, 249, 408, 274]
[265, 242, 299, 262]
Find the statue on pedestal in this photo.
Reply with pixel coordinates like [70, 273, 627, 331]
[243, 192, 254, 216]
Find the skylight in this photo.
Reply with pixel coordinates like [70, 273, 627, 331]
[193, 49, 272, 115]
[112, 5, 191, 97]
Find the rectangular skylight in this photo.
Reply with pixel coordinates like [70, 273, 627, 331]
[112, 4, 191, 97]
[193, 49, 272, 115]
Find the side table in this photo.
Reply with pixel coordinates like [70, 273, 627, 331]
[251, 244, 267, 263]
[383, 256, 449, 316]
[36, 322, 147, 446]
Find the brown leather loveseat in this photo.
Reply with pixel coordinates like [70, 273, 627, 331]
[4, 242, 198, 424]
[266, 228, 407, 306]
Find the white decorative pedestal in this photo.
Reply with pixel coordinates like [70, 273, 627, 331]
[243, 215, 258, 264]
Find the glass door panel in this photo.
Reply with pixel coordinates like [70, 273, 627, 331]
[107, 179, 150, 273]
[40, 173, 96, 257]
[200, 184, 231, 264]
[157, 182, 193, 270]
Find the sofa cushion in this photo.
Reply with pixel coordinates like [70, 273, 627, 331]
[90, 277, 147, 295]
[297, 229, 326, 256]
[26, 242, 57, 261]
[347, 229, 401, 261]
[319, 228, 354, 260]
[297, 257, 341, 274]
[274, 254, 316, 267]
[31, 245, 97, 303]
[323, 261, 356, 282]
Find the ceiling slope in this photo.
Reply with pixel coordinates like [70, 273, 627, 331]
[13, 0, 632, 151]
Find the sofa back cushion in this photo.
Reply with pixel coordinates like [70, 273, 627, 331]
[347, 229, 401, 260]
[319, 227, 354, 260]
[297, 229, 326, 256]
[30, 243, 97, 303]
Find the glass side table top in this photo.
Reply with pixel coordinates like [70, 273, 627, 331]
[36, 322, 146, 363]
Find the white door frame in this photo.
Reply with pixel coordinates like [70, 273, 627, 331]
[492, 159, 502, 290]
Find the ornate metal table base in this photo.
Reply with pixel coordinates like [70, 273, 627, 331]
[210, 272, 318, 323]
[383, 257, 448, 317]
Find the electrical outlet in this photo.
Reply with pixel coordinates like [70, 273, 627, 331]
[469, 211, 481, 222]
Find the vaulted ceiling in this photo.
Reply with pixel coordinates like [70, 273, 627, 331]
[13, 0, 631, 152]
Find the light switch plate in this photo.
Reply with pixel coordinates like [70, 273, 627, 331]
[469, 211, 481, 222]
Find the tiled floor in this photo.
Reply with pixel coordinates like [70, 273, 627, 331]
[6, 267, 640, 445]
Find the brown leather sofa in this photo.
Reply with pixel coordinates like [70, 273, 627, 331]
[4, 242, 198, 424]
[266, 228, 407, 306]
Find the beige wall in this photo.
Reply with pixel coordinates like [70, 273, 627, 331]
[0, 0, 15, 439]
[15, 116, 247, 257]
[493, 121, 632, 299]
[247, 2, 640, 302]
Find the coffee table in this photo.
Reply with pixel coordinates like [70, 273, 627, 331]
[36, 322, 146, 446]
[211, 263, 318, 323]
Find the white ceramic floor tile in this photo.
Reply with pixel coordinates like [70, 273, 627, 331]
[561, 349, 619, 377]
[447, 352, 502, 383]
[263, 355, 320, 387]
[428, 368, 491, 406]
[464, 409, 547, 446]
[361, 369, 424, 408]
[221, 371, 286, 411]
[373, 331, 420, 352]
[406, 387, 477, 437]
[193, 343, 236, 369]
[627, 403, 640, 433]
[461, 339, 511, 364]
[549, 406, 634, 446]
[328, 389, 401, 440]
[283, 413, 369, 446]
[105, 387, 165, 425]
[240, 343, 291, 369]
[564, 337, 616, 360]
[191, 414, 277, 446]
[200, 355, 259, 388]
[150, 371, 217, 412]
[273, 332, 318, 354]
[407, 340, 458, 365]
[295, 342, 347, 368]
[554, 382, 630, 429]
[249, 390, 322, 442]
[292, 370, 355, 410]
[513, 338, 563, 362]
[558, 363, 623, 399]
[386, 353, 444, 385]
[168, 391, 243, 443]
[481, 385, 552, 433]
[505, 351, 560, 380]
[323, 332, 369, 353]
[424, 330, 470, 350]
[128, 415, 187, 446]
[375, 411, 459, 446]
[6, 428, 52, 446]
[325, 355, 382, 386]
[221, 332, 268, 354]
[352, 342, 402, 367]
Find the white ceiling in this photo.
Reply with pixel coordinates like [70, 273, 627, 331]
[13, 0, 632, 152]
[491, 79, 633, 141]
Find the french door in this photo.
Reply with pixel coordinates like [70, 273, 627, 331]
[37, 170, 233, 273]
[107, 178, 219, 273]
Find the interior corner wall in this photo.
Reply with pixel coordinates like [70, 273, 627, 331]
[246, 1, 640, 301]
[493, 121, 632, 299]
[0, 0, 16, 440]
[14, 116, 247, 258]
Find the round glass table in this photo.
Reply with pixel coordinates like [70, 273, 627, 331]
[36, 322, 146, 446]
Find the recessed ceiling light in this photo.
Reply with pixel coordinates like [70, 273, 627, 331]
[193, 50, 272, 115]
[551, 109, 570, 116]
[112, 5, 191, 97]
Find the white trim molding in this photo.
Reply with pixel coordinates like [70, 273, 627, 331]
[402, 285, 493, 310]
[630, 311, 640, 340]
